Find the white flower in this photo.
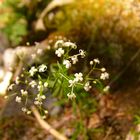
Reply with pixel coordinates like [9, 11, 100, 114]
[63, 60, 71, 69]
[29, 80, 37, 88]
[90, 61, 93, 65]
[34, 101, 42, 105]
[36, 94, 46, 101]
[38, 64, 47, 72]
[37, 85, 42, 91]
[41, 95, 46, 99]
[79, 49, 86, 58]
[54, 40, 64, 48]
[8, 84, 15, 91]
[63, 42, 77, 49]
[44, 82, 48, 87]
[44, 110, 48, 114]
[15, 96, 21, 103]
[94, 58, 100, 64]
[84, 82, 92, 91]
[67, 92, 76, 99]
[15, 76, 20, 84]
[34, 94, 46, 106]
[55, 48, 64, 57]
[74, 72, 83, 82]
[69, 79, 76, 87]
[100, 72, 109, 80]
[37, 81, 43, 91]
[101, 68, 106, 72]
[29, 66, 37, 76]
[27, 110, 31, 115]
[21, 89, 28, 96]
[21, 107, 27, 112]
[39, 81, 42, 85]
[71, 55, 78, 64]
[103, 85, 110, 92]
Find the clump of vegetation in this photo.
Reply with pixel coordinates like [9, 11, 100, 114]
[0, 0, 27, 46]
[1, 0, 140, 139]
[5, 40, 109, 139]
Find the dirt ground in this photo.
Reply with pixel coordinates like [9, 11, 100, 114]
[0, 85, 140, 140]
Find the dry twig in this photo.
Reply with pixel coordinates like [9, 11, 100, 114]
[31, 106, 68, 140]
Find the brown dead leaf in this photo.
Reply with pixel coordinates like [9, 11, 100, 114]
[88, 113, 101, 128]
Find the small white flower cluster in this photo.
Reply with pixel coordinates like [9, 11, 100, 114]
[8, 40, 111, 115]
[89, 58, 109, 81]
[44, 82, 48, 87]
[90, 58, 100, 66]
[62, 50, 86, 69]
[38, 64, 47, 72]
[69, 79, 76, 87]
[67, 92, 76, 100]
[100, 72, 109, 80]
[55, 40, 77, 57]
[94, 58, 100, 64]
[55, 48, 64, 57]
[67, 72, 84, 99]
[34, 94, 46, 106]
[21, 89, 28, 96]
[37, 81, 48, 91]
[63, 60, 71, 69]
[21, 107, 31, 114]
[15, 96, 21, 103]
[37, 81, 43, 91]
[55, 40, 85, 69]
[79, 49, 86, 58]
[74, 73, 83, 82]
[15, 90, 28, 104]
[103, 85, 110, 93]
[64, 42, 77, 49]
[29, 66, 37, 76]
[67, 72, 93, 99]
[10, 65, 49, 114]
[15, 76, 20, 84]
[71, 55, 78, 64]
[84, 82, 92, 91]
[69, 72, 83, 87]
[29, 64, 47, 76]
[8, 83, 15, 91]
[101, 67, 106, 72]
[55, 40, 77, 49]
[29, 80, 37, 88]
[54, 40, 64, 48]
[55, 41, 110, 99]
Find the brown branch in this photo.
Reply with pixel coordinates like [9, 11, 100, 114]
[35, 0, 74, 30]
[31, 106, 68, 140]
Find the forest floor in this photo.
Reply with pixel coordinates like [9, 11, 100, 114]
[0, 84, 140, 140]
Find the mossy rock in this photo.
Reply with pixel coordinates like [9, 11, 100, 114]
[43, 0, 140, 87]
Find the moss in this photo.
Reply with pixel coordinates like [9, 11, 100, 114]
[43, 0, 140, 87]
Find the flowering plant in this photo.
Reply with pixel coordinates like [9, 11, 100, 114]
[6, 40, 109, 118]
